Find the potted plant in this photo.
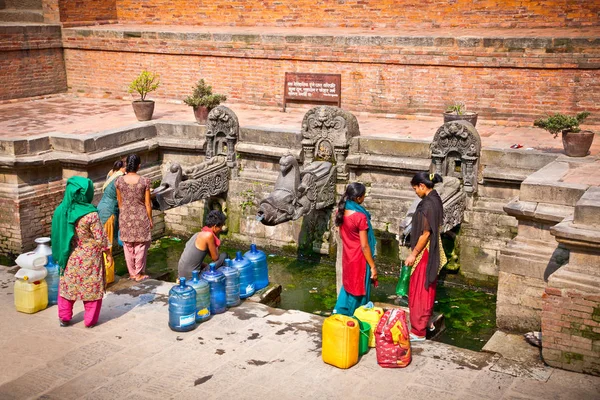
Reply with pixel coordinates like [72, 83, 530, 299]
[534, 112, 594, 157]
[443, 101, 478, 127]
[128, 70, 160, 121]
[183, 79, 227, 124]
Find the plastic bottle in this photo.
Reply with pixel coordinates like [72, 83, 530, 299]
[221, 259, 241, 307]
[231, 251, 255, 299]
[201, 262, 227, 315]
[14, 250, 48, 314]
[189, 270, 211, 322]
[168, 277, 197, 332]
[244, 244, 269, 291]
[34, 237, 59, 306]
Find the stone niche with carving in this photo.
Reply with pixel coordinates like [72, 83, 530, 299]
[399, 121, 481, 243]
[257, 106, 359, 226]
[153, 106, 238, 210]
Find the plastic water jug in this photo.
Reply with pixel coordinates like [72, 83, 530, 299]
[221, 259, 241, 307]
[353, 304, 384, 348]
[44, 256, 60, 306]
[14, 280, 48, 314]
[322, 314, 359, 369]
[35, 236, 59, 306]
[168, 277, 197, 332]
[232, 251, 255, 299]
[201, 262, 227, 315]
[244, 244, 269, 291]
[189, 270, 211, 322]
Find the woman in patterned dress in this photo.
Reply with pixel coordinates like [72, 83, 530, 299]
[115, 154, 153, 282]
[51, 176, 111, 328]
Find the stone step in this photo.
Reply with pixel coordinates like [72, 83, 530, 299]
[0, 9, 43, 22]
[4, 0, 42, 10]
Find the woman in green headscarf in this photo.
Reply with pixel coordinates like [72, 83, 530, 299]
[51, 176, 112, 328]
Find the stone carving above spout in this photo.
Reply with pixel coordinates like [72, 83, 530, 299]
[430, 120, 481, 194]
[257, 106, 358, 226]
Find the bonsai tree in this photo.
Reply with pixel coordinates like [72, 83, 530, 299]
[183, 79, 227, 110]
[534, 112, 590, 138]
[128, 70, 160, 102]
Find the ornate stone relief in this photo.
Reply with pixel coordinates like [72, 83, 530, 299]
[205, 106, 239, 175]
[152, 106, 239, 210]
[430, 121, 481, 194]
[258, 106, 358, 226]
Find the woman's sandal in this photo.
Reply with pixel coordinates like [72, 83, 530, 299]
[135, 274, 150, 282]
[409, 333, 426, 342]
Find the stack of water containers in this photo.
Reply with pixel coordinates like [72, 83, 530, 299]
[34, 237, 59, 306]
[232, 251, 255, 299]
[244, 244, 269, 291]
[189, 270, 211, 322]
[14, 250, 49, 314]
[201, 263, 227, 315]
[221, 259, 240, 307]
[168, 277, 197, 332]
[167, 243, 269, 332]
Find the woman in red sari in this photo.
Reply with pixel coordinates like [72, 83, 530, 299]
[332, 182, 377, 316]
[405, 172, 444, 341]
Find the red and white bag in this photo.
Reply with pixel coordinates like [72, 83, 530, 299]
[375, 308, 411, 368]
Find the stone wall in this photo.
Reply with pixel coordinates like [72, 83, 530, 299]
[0, 25, 67, 101]
[114, 0, 600, 28]
[61, 27, 600, 124]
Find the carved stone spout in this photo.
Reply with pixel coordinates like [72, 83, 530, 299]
[153, 156, 229, 210]
[257, 106, 359, 226]
[257, 153, 335, 226]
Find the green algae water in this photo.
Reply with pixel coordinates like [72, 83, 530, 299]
[114, 237, 497, 351]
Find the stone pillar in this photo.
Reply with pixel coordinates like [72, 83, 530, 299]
[542, 187, 600, 376]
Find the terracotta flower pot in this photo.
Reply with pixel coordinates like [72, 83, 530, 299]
[443, 112, 478, 127]
[193, 106, 210, 124]
[132, 100, 155, 121]
[561, 130, 595, 157]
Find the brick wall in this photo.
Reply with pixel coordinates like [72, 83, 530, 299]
[62, 46, 600, 124]
[0, 25, 67, 101]
[115, 0, 599, 28]
[542, 287, 600, 375]
[58, 0, 116, 25]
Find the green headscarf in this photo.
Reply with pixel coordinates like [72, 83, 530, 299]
[51, 176, 98, 275]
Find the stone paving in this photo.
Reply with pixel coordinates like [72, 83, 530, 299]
[0, 94, 598, 156]
[1, 268, 599, 400]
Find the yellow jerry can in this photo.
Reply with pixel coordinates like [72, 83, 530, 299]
[353, 305, 384, 347]
[14, 279, 48, 314]
[322, 314, 359, 369]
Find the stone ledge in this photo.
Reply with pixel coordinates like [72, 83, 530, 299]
[574, 186, 600, 227]
[351, 136, 430, 158]
[346, 153, 430, 172]
[240, 126, 302, 149]
[236, 142, 301, 160]
[503, 199, 573, 224]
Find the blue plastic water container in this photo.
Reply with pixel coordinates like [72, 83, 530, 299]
[221, 259, 241, 307]
[232, 251, 255, 299]
[189, 270, 211, 322]
[45, 256, 60, 306]
[168, 277, 197, 332]
[244, 244, 269, 291]
[33, 237, 58, 306]
[201, 263, 227, 315]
